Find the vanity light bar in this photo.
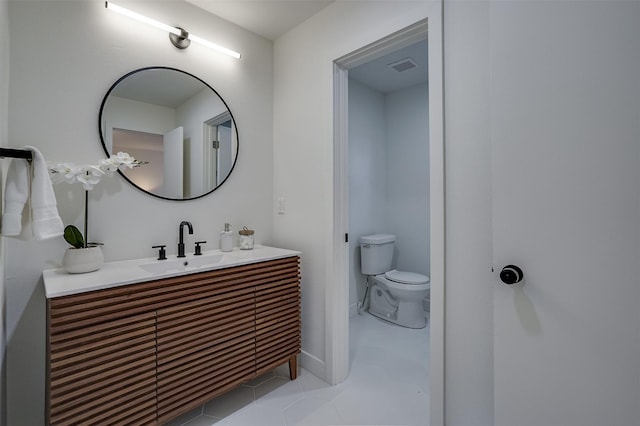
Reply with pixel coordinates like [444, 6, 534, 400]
[105, 2, 182, 37]
[188, 34, 242, 59]
[105, 1, 241, 59]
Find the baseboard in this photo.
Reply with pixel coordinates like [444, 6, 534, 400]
[299, 350, 325, 380]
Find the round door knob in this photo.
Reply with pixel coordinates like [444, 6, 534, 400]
[500, 265, 523, 285]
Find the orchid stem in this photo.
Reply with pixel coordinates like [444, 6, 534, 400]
[84, 190, 88, 248]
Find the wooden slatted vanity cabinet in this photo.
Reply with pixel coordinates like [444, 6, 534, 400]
[43, 248, 301, 425]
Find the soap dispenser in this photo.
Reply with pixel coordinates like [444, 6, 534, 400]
[220, 223, 233, 252]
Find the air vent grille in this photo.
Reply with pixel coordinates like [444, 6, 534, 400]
[387, 57, 418, 73]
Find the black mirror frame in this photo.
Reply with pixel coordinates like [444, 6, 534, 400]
[98, 66, 239, 201]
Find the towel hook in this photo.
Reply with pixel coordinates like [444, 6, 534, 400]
[0, 148, 32, 162]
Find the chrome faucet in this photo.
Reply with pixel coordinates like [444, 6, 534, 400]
[177, 221, 193, 258]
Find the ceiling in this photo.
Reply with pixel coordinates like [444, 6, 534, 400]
[185, 0, 335, 41]
[111, 68, 208, 108]
[185, 0, 427, 93]
[349, 39, 428, 94]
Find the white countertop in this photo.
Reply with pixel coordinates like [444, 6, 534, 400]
[43, 245, 301, 298]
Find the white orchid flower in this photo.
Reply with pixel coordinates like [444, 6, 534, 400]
[98, 157, 120, 176]
[49, 163, 82, 185]
[114, 152, 137, 170]
[84, 165, 105, 177]
[75, 166, 104, 190]
[49, 152, 144, 190]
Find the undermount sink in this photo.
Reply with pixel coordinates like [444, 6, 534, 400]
[139, 253, 229, 274]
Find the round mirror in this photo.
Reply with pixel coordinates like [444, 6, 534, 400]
[99, 67, 238, 200]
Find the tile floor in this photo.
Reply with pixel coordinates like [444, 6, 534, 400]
[166, 313, 429, 426]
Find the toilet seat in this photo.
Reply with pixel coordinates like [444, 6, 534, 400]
[384, 269, 430, 285]
[375, 271, 430, 294]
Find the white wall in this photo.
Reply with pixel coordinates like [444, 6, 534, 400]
[442, 2, 495, 423]
[104, 96, 177, 142]
[5, 1, 273, 424]
[273, 0, 440, 380]
[348, 79, 430, 312]
[273, 0, 494, 423]
[176, 87, 229, 197]
[348, 79, 387, 309]
[386, 83, 429, 275]
[0, 0, 8, 423]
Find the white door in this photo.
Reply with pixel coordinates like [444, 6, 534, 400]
[163, 126, 184, 198]
[491, 2, 640, 426]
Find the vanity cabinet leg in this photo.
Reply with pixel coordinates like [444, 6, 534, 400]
[288, 355, 298, 380]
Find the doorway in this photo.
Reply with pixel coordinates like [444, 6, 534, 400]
[203, 111, 233, 192]
[331, 17, 445, 426]
[347, 39, 430, 317]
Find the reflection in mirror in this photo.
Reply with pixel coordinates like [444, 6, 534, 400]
[99, 67, 238, 200]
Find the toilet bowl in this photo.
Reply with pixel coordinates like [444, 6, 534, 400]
[359, 234, 430, 329]
[370, 270, 430, 328]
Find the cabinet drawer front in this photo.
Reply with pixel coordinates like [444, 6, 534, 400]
[48, 310, 157, 426]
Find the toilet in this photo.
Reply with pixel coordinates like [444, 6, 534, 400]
[360, 234, 430, 329]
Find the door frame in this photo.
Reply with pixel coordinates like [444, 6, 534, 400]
[330, 14, 445, 426]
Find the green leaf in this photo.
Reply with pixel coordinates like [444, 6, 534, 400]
[63, 225, 85, 249]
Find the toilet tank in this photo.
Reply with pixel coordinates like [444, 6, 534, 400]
[359, 234, 395, 275]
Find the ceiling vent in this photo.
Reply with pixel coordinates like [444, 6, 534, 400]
[387, 57, 418, 73]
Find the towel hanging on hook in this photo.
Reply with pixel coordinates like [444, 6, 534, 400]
[1, 146, 63, 240]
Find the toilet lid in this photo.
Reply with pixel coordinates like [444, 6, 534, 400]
[384, 270, 430, 285]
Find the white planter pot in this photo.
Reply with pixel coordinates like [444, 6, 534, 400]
[62, 246, 104, 274]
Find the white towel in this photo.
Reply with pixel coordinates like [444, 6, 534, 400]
[1, 146, 64, 240]
[1, 154, 29, 237]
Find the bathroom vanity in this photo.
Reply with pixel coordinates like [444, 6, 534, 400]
[43, 246, 301, 425]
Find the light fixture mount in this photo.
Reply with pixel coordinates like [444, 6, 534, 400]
[169, 27, 191, 49]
